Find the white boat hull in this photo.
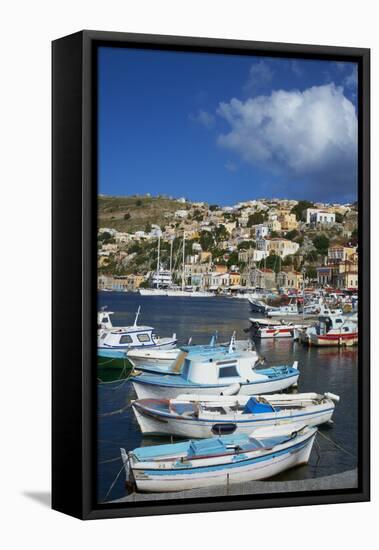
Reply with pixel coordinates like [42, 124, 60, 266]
[132, 374, 299, 400]
[128, 349, 178, 367]
[132, 433, 316, 492]
[132, 404, 334, 438]
[139, 289, 168, 296]
[309, 333, 358, 346]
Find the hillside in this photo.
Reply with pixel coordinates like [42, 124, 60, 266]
[98, 195, 190, 232]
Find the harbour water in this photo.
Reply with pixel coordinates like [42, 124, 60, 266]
[97, 291, 358, 503]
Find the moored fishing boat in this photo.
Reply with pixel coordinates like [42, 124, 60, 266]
[130, 337, 300, 399]
[128, 335, 256, 374]
[249, 318, 308, 339]
[98, 306, 177, 352]
[132, 392, 339, 438]
[120, 423, 317, 492]
[266, 299, 299, 317]
[299, 313, 358, 346]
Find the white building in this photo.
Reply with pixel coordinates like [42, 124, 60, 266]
[255, 224, 269, 239]
[309, 211, 336, 225]
[256, 238, 269, 252]
[175, 209, 189, 219]
[305, 208, 335, 225]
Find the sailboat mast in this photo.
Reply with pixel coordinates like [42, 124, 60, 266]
[182, 233, 185, 291]
[156, 235, 161, 289]
[169, 238, 173, 276]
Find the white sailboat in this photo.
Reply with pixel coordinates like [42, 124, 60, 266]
[139, 235, 169, 296]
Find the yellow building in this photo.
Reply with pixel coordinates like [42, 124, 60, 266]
[214, 264, 228, 274]
[127, 274, 145, 290]
[328, 245, 357, 263]
[278, 213, 299, 231]
[268, 238, 299, 257]
[267, 218, 282, 232]
[200, 251, 212, 263]
[229, 272, 241, 286]
[286, 270, 303, 290]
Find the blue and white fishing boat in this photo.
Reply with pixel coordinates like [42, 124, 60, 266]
[130, 335, 300, 399]
[132, 392, 339, 438]
[98, 306, 177, 356]
[120, 423, 317, 492]
[129, 335, 257, 375]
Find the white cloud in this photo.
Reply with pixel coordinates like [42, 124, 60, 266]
[290, 60, 303, 76]
[189, 109, 215, 129]
[344, 66, 358, 89]
[217, 84, 357, 196]
[224, 160, 237, 172]
[244, 60, 273, 93]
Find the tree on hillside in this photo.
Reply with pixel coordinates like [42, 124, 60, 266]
[214, 224, 229, 243]
[99, 231, 112, 242]
[199, 230, 214, 251]
[335, 212, 344, 223]
[312, 234, 330, 256]
[305, 267, 317, 280]
[226, 251, 239, 268]
[237, 240, 256, 250]
[291, 200, 314, 221]
[285, 229, 299, 241]
[305, 249, 319, 262]
[282, 255, 294, 266]
[209, 204, 219, 211]
[247, 211, 267, 227]
[258, 254, 281, 273]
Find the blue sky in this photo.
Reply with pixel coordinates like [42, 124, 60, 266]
[98, 47, 358, 205]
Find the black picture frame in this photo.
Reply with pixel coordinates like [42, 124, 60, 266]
[52, 30, 370, 520]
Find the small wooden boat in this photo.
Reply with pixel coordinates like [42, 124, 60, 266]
[130, 336, 300, 399]
[120, 423, 317, 492]
[132, 392, 339, 438]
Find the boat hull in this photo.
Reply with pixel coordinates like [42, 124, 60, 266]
[309, 332, 358, 347]
[131, 372, 299, 400]
[131, 432, 316, 492]
[253, 327, 295, 339]
[132, 402, 334, 438]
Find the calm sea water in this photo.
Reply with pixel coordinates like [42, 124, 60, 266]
[97, 291, 358, 502]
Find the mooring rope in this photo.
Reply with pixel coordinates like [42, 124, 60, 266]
[98, 402, 132, 417]
[99, 456, 122, 465]
[317, 430, 357, 459]
[97, 359, 134, 389]
[101, 460, 128, 503]
[98, 357, 119, 366]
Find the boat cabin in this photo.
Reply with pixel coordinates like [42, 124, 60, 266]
[316, 315, 350, 335]
[97, 310, 114, 330]
[99, 325, 156, 348]
[178, 348, 266, 385]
